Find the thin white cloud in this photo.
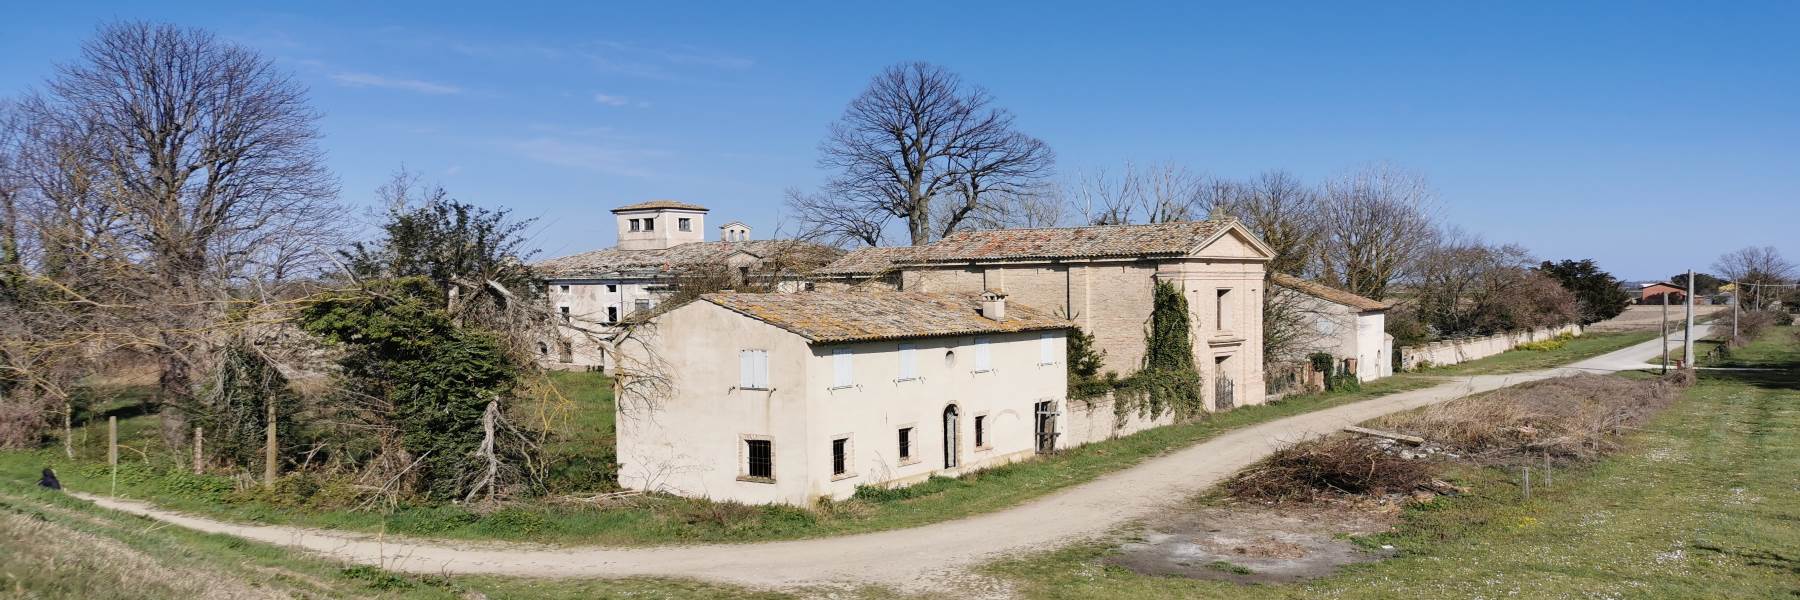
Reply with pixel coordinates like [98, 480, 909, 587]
[330, 71, 463, 95]
[593, 93, 632, 107]
[508, 137, 668, 178]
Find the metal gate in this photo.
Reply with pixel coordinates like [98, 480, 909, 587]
[1034, 401, 1059, 453]
[1215, 375, 1235, 411]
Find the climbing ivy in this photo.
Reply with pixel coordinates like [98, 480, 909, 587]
[1067, 281, 1206, 423]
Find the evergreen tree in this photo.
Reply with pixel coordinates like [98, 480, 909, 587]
[1538, 259, 1632, 325]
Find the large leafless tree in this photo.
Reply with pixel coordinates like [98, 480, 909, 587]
[1714, 245, 1795, 310]
[1206, 170, 1320, 277]
[27, 22, 338, 441]
[796, 62, 1053, 246]
[1316, 164, 1438, 300]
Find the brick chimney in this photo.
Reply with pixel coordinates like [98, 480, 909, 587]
[980, 290, 1008, 322]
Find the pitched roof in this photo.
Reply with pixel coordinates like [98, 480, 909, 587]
[903, 220, 1234, 263]
[701, 291, 1071, 343]
[537, 240, 843, 279]
[815, 245, 925, 276]
[1270, 273, 1392, 312]
[610, 199, 709, 213]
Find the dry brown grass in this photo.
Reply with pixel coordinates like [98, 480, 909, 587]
[1371, 372, 1692, 462]
[1227, 372, 1695, 504]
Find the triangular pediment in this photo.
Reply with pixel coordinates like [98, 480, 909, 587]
[1190, 222, 1275, 260]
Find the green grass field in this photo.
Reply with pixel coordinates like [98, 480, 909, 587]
[1423, 330, 1657, 374]
[984, 326, 1800, 598]
[0, 331, 1662, 546]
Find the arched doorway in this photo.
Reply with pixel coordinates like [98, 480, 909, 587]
[943, 405, 960, 469]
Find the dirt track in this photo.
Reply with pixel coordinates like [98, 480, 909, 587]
[76, 330, 1700, 594]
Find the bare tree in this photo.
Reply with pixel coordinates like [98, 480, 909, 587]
[1714, 245, 1795, 310]
[801, 62, 1053, 245]
[1065, 162, 1203, 225]
[1316, 164, 1438, 300]
[1208, 170, 1320, 276]
[784, 187, 886, 247]
[31, 22, 339, 439]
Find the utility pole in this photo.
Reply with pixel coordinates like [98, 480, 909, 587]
[1660, 298, 1669, 374]
[1683, 270, 1696, 367]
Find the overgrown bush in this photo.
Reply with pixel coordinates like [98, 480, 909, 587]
[190, 340, 301, 474]
[301, 278, 532, 501]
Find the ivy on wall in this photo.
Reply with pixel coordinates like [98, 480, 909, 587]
[1068, 280, 1207, 424]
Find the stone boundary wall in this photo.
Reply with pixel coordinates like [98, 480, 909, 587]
[1062, 391, 1177, 448]
[1398, 323, 1583, 371]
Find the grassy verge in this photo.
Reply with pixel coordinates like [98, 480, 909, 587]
[1, 331, 1654, 546]
[984, 326, 1799, 598]
[0, 480, 785, 599]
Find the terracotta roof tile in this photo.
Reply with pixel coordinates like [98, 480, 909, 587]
[907, 220, 1231, 262]
[702, 291, 1070, 343]
[1270, 273, 1392, 311]
[815, 245, 925, 275]
[610, 199, 709, 213]
[537, 240, 842, 279]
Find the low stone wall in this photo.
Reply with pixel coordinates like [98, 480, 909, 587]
[1062, 391, 1176, 448]
[1398, 324, 1583, 371]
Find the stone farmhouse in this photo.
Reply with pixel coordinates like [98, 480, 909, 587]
[613, 290, 1070, 505]
[534, 200, 840, 369]
[1269, 273, 1395, 382]
[818, 219, 1274, 412]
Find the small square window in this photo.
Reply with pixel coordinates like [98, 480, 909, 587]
[606, 284, 618, 293]
[745, 439, 773, 480]
[634, 299, 651, 313]
[678, 218, 691, 231]
[558, 306, 570, 321]
[831, 437, 849, 476]
[643, 218, 655, 231]
[559, 285, 570, 293]
[629, 218, 641, 232]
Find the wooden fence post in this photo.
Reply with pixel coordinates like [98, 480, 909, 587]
[108, 415, 117, 497]
[193, 427, 204, 474]
[63, 403, 74, 460]
[1521, 466, 1531, 500]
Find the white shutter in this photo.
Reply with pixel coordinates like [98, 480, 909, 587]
[1039, 332, 1055, 364]
[755, 350, 769, 389]
[833, 348, 853, 387]
[975, 337, 992, 371]
[740, 350, 754, 388]
[740, 350, 769, 389]
[898, 343, 917, 379]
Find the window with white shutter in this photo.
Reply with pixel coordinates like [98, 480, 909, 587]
[1039, 332, 1056, 365]
[739, 350, 769, 389]
[974, 337, 992, 371]
[897, 343, 917, 380]
[833, 348, 854, 387]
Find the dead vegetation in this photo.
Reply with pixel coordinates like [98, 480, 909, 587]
[1227, 372, 1694, 503]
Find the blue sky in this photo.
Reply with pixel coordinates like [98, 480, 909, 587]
[3, 1, 1795, 280]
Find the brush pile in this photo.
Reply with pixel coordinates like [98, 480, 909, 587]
[1227, 372, 1693, 503]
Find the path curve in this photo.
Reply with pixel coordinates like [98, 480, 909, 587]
[78, 328, 1701, 591]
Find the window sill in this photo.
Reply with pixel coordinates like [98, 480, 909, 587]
[970, 369, 996, 375]
[736, 475, 776, 485]
[830, 472, 857, 482]
[893, 377, 922, 383]
[974, 445, 992, 453]
[897, 457, 919, 467]
[1037, 361, 1058, 367]
[827, 384, 858, 391]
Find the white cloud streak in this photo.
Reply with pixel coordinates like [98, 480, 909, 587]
[329, 71, 463, 95]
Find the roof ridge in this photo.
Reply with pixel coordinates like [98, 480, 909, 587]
[939, 218, 1229, 237]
